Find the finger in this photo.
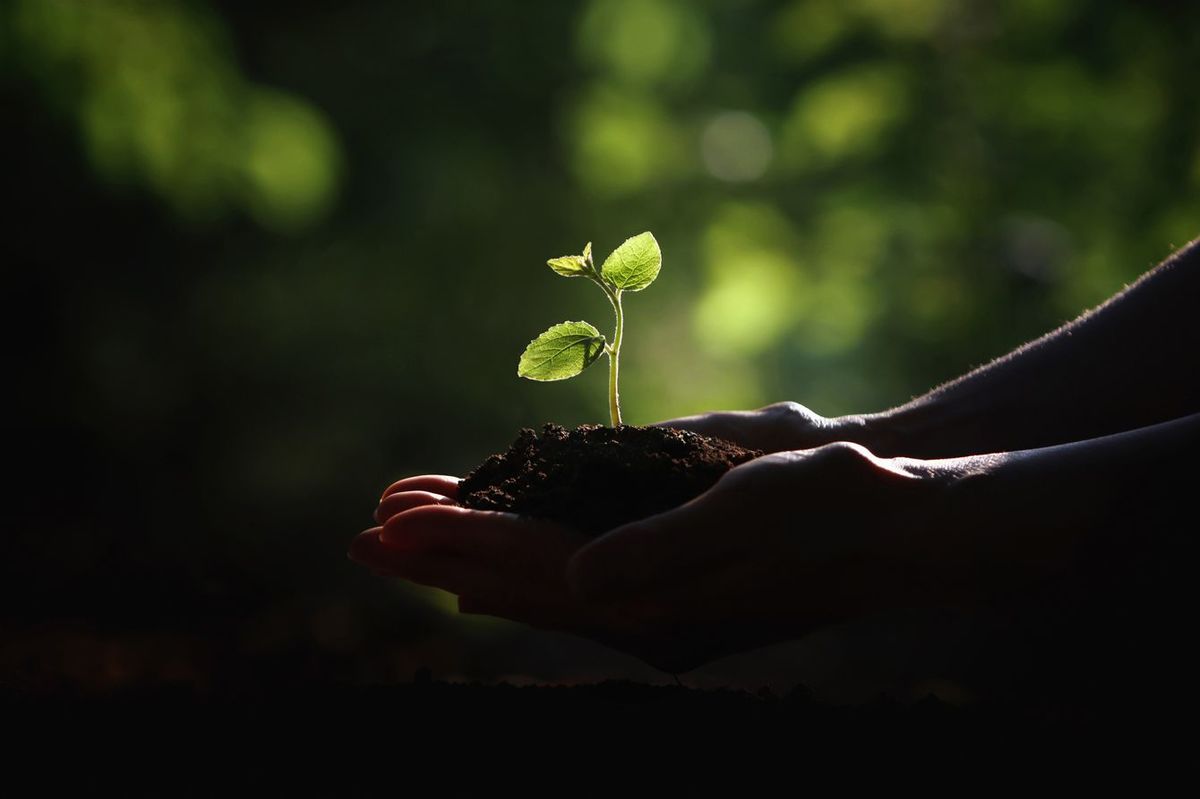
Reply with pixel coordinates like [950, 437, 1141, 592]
[374, 490, 456, 525]
[349, 529, 516, 597]
[652, 411, 774, 450]
[380, 475, 460, 503]
[565, 495, 746, 604]
[651, 412, 739, 440]
[348, 527, 386, 564]
[380, 505, 585, 578]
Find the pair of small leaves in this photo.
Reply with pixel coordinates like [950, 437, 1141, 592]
[547, 241, 594, 278]
[546, 232, 661, 292]
[517, 232, 662, 382]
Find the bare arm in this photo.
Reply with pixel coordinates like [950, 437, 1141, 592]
[662, 237, 1199, 459]
[847, 237, 1200, 457]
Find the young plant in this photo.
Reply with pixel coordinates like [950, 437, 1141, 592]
[517, 231, 662, 427]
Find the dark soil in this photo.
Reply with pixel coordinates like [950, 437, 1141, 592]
[459, 423, 762, 534]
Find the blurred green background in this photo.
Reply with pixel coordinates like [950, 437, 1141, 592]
[3, 0, 1197, 697]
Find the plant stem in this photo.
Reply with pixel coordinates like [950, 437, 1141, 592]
[602, 284, 624, 427]
[589, 266, 625, 427]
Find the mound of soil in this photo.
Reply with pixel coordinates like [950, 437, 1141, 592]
[459, 423, 761, 535]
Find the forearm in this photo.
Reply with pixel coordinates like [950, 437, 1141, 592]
[908, 412, 1198, 603]
[838, 237, 1200, 458]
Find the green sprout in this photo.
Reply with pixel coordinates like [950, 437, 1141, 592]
[517, 231, 662, 427]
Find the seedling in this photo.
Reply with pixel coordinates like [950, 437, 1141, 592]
[517, 231, 662, 427]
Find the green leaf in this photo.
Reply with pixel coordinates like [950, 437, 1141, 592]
[547, 254, 588, 277]
[582, 241, 593, 266]
[517, 321, 606, 381]
[600, 231, 661, 292]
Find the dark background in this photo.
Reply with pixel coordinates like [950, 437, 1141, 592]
[3, 0, 1197, 702]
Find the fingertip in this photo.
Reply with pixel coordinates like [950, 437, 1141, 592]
[374, 490, 457, 525]
[379, 475, 461, 503]
[347, 528, 383, 563]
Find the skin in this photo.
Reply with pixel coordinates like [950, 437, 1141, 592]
[349, 238, 1199, 674]
[349, 415, 1195, 674]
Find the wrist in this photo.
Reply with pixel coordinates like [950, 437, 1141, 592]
[823, 412, 902, 455]
[869, 452, 1015, 609]
[794, 446, 992, 615]
[912, 451, 1080, 606]
[829, 397, 971, 458]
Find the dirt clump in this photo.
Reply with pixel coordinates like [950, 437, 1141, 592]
[460, 423, 761, 535]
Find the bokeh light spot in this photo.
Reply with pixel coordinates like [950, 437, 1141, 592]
[852, 0, 948, 40]
[781, 64, 909, 167]
[11, 0, 342, 233]
[770, 2, 849, 64]
[568, 85, 685, 195]
[694, 203, 805, 357]
[802, 277, 876, 354]
[700, 111, 773, 182]
[242, 90, 341, 234]
[694, 254, 800, 357]
[578, 0, 710, 87]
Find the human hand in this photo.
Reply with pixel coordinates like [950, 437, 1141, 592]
[349, 474, 583, 601]
[349, 443, 967, 674]
[657, 401, 866, 453]
[349, 474, 604, 644]
[350, 475, 701, 671]
[562, 442, 977, 671]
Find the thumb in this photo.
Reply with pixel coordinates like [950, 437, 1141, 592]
[565, 489, 739, 603]
[565, 519, 659, 603]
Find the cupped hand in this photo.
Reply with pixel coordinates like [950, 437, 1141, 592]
[349, 442, 964, 674]
[352, 475, 726, 672]
[349, 475, 611, 651]
[565, 442, 969, 669]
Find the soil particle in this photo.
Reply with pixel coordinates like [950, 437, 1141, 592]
[459, 423, 762, 535]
